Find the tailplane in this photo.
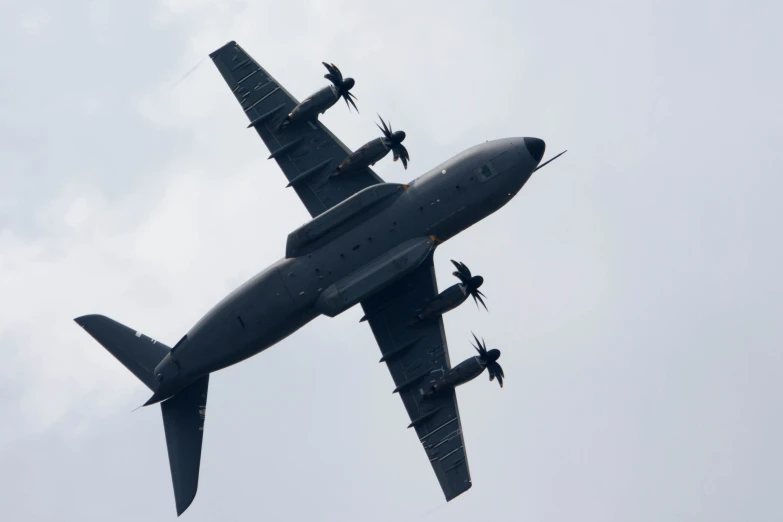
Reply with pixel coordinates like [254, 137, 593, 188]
[74, 314, 170, 390]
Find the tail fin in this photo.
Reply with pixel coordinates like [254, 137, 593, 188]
[74, 314, 170, 390]
[76, 314, 208, 515]
[162, 374, 209, 516]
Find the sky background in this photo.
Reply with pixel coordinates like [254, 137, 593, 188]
[1, 0, 781, 520]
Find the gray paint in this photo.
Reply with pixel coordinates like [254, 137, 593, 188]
[149, 135, 539, 387]
[75, 40, 544, 514]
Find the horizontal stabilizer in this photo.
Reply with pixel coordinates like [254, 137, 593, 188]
[74, 314, 170, 391]
[161, 375, 210, 516]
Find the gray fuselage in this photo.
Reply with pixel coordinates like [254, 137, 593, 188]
[151, 137, 542, 400]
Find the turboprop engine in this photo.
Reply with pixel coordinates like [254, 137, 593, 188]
[424, 334, 504, 398]
[332, 114, 409, 176]
[278, 62, 358, 130]
[408, 260, 486, 325]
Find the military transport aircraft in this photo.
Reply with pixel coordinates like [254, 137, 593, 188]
[75, 41, 564, 515]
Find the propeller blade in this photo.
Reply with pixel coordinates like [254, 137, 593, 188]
[487, 362, 504, 388]
[471, 332, 481, 354]
[450, 260, 471, 283]
[343, 93, 359, 113]
[395, 144, 409, 169]
[472, 291, 488, 311]
[471, 332, 486, 356]
[376, 114, 392, 138]
[322, 63, 339, 85]
[328, 62, 342, 78]
[458, 261, 471, 279]
[391, 146, 409, 169]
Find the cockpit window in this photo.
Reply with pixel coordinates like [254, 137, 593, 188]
[476, 162, 498, 183]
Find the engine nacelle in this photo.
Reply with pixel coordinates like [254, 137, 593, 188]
[283, 85, 340, 127]
[423, 356, 485, 398]
[332, 138, 390, 176]
[412, 284, 470, 324]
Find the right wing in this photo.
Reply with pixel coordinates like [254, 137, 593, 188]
[209, 41, 383, 218]
[361, 255, 472, 501]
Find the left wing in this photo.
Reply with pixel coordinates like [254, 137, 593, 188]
[209, 41, 383, 218]
[361, 255, 472, 501]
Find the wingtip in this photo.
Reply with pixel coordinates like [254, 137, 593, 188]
[208, 40, 238, 59]
[445, 481, 472, 502]
[73, 314, 103, 327]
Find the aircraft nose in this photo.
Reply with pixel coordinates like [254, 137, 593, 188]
[523, 137, 545, 163]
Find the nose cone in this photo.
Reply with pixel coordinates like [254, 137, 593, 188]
[523, 137, 545, 163]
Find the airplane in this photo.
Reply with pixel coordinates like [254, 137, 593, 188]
[74, 41, 565, 516]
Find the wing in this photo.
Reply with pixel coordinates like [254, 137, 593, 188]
[361, 255, 472, 501]
[209, 41, 383, 218]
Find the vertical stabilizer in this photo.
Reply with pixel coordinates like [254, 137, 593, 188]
[161, 374, 209, 516]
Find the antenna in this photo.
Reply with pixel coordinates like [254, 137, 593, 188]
[534, 150, 568, 172]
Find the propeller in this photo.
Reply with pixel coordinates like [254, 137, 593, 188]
[471, 333, 504, 388]
[322, 62, 359, 112]
[451, 260, 487, 311]
[376, 114, 410, 169]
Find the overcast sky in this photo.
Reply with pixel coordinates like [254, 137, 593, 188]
[1, 0, 781, 520]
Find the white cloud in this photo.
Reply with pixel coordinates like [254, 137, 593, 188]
[2, 0, 782, 520]
[17, 7, 52, 35]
